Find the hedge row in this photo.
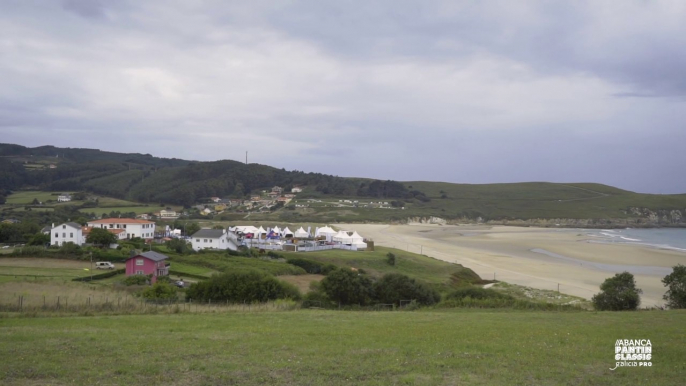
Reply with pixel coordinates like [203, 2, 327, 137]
[72, 269, 125, 282]
[286, 258, 337, 275]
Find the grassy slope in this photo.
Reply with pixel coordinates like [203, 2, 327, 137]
[281, 246, 481, 287]
[405, 181, 686, 220]
[271, 182, 686, 223]
[1, 311, 683, 385]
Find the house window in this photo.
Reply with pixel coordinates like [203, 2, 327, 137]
[204, 239, 207, 243]
[210, 239, 212, 243]
[196, 239, 200, 242]
[135, 270, 144, 275]
[62, 225, 66, 229]
[136, 259, 144, 266]
[123, 225, 127, 229]
[109, 224, 113, 229]
[62, 233, 66, 238]
[70, 233, 73, 237]
[55, 233, 59, 238]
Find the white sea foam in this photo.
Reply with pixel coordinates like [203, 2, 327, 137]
[619, 236, 641, 242]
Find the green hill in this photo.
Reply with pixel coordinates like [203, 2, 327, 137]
[2, 143, 686, 225]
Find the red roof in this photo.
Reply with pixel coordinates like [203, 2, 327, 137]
[89, 218, 154, 224]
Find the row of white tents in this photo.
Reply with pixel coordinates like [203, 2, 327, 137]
[229, 225, 367, 249]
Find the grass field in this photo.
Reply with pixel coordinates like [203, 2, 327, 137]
[4, 191, 63, 205]
[81, 206, 158, 215]
[0, 258, 118, 284]
[0, 310, 683, 385]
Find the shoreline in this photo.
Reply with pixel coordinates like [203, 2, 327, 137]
[343, 223, 686, 307]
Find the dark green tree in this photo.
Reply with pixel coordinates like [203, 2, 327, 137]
[662, 264, 686, 309]
[592, 272, 642, 311]
[86, 227, 117, 247]
[166, 238, 191, 254]
[386, 252, 396, 266]
[27, 232, 50, 246]
[373, 273, 440, 306]
[320, 269, 373, 305]
[185, 222, 200, 237]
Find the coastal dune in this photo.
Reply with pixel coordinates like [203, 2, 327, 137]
[344, 224, 686, 307]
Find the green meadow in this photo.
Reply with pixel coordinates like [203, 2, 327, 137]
[1, 310, 683, 385]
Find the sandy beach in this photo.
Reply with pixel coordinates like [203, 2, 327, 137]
[342, 224, 686, 307]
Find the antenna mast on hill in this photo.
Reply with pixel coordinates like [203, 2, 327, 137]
[245, 151, 248, 165]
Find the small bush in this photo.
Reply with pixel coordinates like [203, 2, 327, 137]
[445, 287, 514, 301]
[123, 275, 150, 286]
[186, 270, 301, 303]
[287, 258, 325, 274]
[373, 273, 440, 306]
[302, 290, 335, 309]
[386, 252, 396, 266]
[141, 281, 178, 300]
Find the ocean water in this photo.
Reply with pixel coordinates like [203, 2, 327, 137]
[586, 228, 686, 252]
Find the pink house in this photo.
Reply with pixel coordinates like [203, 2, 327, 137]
[125, 251, 170, 283]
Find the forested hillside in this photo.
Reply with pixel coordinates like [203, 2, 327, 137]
[0, 144, 424, 206]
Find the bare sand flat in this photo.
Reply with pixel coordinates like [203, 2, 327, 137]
[343, 224, 686, 307]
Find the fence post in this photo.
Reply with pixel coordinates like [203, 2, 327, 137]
[57, 296, 60, 310]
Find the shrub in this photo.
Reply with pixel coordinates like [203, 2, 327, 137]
[320, 269, 373, 306]
[186, 270, 301, 303]
[123, 275, 150, 286]
[141, 281, 178, 300]
[302, 290, 335, 309]
[166, 238, 192, 254]
[287, 258, 325, 274]
[592, 272, 642, 311]
[59, 242, 83, 256]
[662, 264, 686, 309]
[267, 251, 284, 259]
[322, 264, 338, 275]
[373, 273, 440, 306]
[445, 287, 514, 301]
[386, 252, 396, 266]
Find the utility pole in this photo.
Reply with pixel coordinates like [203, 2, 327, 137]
[90, 252, 93, 282]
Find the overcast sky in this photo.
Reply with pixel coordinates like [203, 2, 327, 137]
[1, 1, 685, 193]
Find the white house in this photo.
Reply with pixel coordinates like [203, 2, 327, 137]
[191, 229, 238, 251]
[86, 218, 156, 239]
[50, 222, 84, 246]
[291, 187, 302, 193]
[57, 194, 72, 202]
[157, 210, 179, 219]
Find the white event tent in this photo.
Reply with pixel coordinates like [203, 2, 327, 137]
[294, 227, 309, 238]
[315, 226, 336, 241]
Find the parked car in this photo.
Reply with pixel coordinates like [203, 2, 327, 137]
[95, 262, 115, 270]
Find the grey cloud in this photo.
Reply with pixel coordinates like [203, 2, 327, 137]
[62, 0, 108, 19]
[1, 1, 686, 193]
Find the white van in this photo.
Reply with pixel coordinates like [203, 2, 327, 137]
[95, 262, 115, 270]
